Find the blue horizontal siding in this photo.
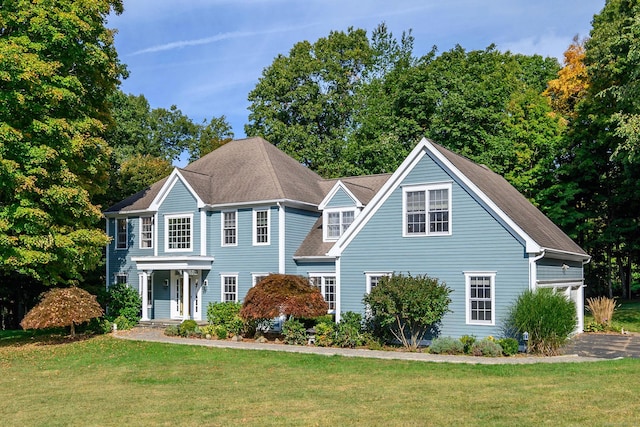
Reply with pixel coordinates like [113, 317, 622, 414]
[326, 187, 357, 208]
[537, 258, 583, 282]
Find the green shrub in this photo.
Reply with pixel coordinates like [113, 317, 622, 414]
[207, 302, 244, 336]
[179, 319, 198, 336]
[333, 312, 365, 348]
[215, 325, 228, 339]
[199, 325, 216, 338]
[471, 338, 503, 357]
[113, 315, 134, 331]
[429, 337, 464, 355]
[508, 288, 577, 355]
[498, 337, 519, 356]
[584, 321, 606, 332]
[282, 318, 307, 345]
[315, 322, 335, 347]
[164, 325, 180, 336]
[459, 335, 476, 354]
[106, 283, 142, 324]
[363, 273, 452, 349]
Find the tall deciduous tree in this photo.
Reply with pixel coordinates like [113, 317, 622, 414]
[0, 0, 125, 284]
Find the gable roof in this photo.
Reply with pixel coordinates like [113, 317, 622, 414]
[105, 137, 326, 213]
[328, 138, 588, 259]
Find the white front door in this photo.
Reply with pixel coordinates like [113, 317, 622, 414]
[170, 272, 184, 319]
[170, 271, 203, 320]
[191, 274, 203, 321]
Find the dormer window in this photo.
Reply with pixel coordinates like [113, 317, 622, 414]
[324, 208, 356, 241]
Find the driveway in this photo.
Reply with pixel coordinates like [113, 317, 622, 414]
[561, 333, 640, 359]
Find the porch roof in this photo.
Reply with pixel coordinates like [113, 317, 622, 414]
[131, 256, 215, 271]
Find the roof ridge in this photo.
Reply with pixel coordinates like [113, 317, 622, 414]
[257, 138, 286, 198]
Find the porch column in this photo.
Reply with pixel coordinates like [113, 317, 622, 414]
[182, 270, 190, 320]
[140, 271, 150, 321]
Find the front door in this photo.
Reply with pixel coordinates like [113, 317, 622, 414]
[170, 271, 203, 320]
[170, 272, 184, 319]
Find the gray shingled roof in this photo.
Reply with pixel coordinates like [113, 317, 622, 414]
[105, 137, 326, 213]
[430, 141, 588, 256]
[295, 174, 392, 258]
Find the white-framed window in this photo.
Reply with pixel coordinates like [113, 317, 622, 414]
[365, 272, 392, 294]
[222, 210, 237, 246]
[252, 273, 270, 287]
[465, 272, 496, 325]
[165, 214, 193, 251]
[324, 208, 356, 241]
[253, 208, 270, 245]
[403, 183, 452, 237]
[221, 274, 238, 302]
[116, 218, 128, 249]
[114, 273, 128, 285]
[309, 274, 336, 312]
[140, 216, 154, 249]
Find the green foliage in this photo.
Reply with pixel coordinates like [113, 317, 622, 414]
[471, 338, 503, 357]
[113, 315, 134, 331]
[19, 287, 104, 337]
[240, 274, 328, 320]
[207, 302, 244, 336]
[215, 325, 229, 340]
[508, 288, 577, 355]
[428, 337, 464, 355]
[0, 0, 124, 284]
[106, 283, 141, 324]
[164, 325, 179, 336]
[178, 320, 198, 336]
[498, 338, 520, 356]
[363, 273, 452, 349]
[459, 335, 476, 354]
[334, 312, 365, 348]
[282, 318, 307, 345]
[314, 322, 335, 347]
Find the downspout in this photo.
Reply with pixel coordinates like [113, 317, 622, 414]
[528, 249, 546, 291]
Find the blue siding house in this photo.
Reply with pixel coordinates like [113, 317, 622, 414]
[104, 137, 590, 337]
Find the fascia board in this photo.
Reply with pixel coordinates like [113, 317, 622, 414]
[318, 181, 363, 210]
[149, 169, 205, 211]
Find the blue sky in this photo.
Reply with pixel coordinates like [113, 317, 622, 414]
[108, 0, 604, 139]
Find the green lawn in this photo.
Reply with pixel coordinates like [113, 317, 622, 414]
[1, 333, 639, 426]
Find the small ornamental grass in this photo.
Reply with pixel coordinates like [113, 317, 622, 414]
[508, 288, 577, 356]
[586, 296, 618, 329]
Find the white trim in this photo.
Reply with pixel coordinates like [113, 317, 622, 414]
[464, 271, 496, 326]
[164, 213, 194, 252]
[308, 272, 337, 313]
[402, 182, 452, 237]
[365, 271, 392, 294]
[323, 207, 357, 242]
[292, 255, 336, 261]
[278, 203, 285, 273]
[253, 208, 270, 246]
[153, 213, 159, 256]
[318, 180, 364, 210]
[131, 255, 215, 271]
[221, 210, 238, 247]
[205, 198, 317, 211]
[335, 257, 341, 321]
[105, 219, 110, 289]
[252, 273, 271, 287]
[220, 273, 239, 302]
[149, 168, 205, 211]
[139, 216, 154, 250]
[200, 210, 207, 256]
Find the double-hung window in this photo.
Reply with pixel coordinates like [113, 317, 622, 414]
[465, 272, 495, 325]
[221, 275, 238, 302]
[166, 214, 192, 251]
[324, 209, 356, 241]
[140, 216, 153, 249]
[222, 211, 237, 246]
[253, 208, 270, 245]
[365, 272, 392, 294]
[116, 218, 128, 249]
[309, 275, 336, 312]
[403, 183, 452, 237]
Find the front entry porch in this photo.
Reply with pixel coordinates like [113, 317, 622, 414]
[132, 256, 215, 322]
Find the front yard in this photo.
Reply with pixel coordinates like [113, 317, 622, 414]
[1, 331, 639, 426]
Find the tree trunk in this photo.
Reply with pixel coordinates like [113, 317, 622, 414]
[70, 322, 75, 338]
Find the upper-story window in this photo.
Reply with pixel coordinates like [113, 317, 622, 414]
[116, 218, 127, 249]
[403, 183, 452, 237]
[140, 216, 154, 249]
[253, 208, 270, 245]
[324, 208, 356, 241]
[222, 211, 237, 246]
[166, 214, 193, 251]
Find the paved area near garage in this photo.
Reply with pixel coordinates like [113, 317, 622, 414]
[561, 332, 640, 359]
[116, 327, 636, 364]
